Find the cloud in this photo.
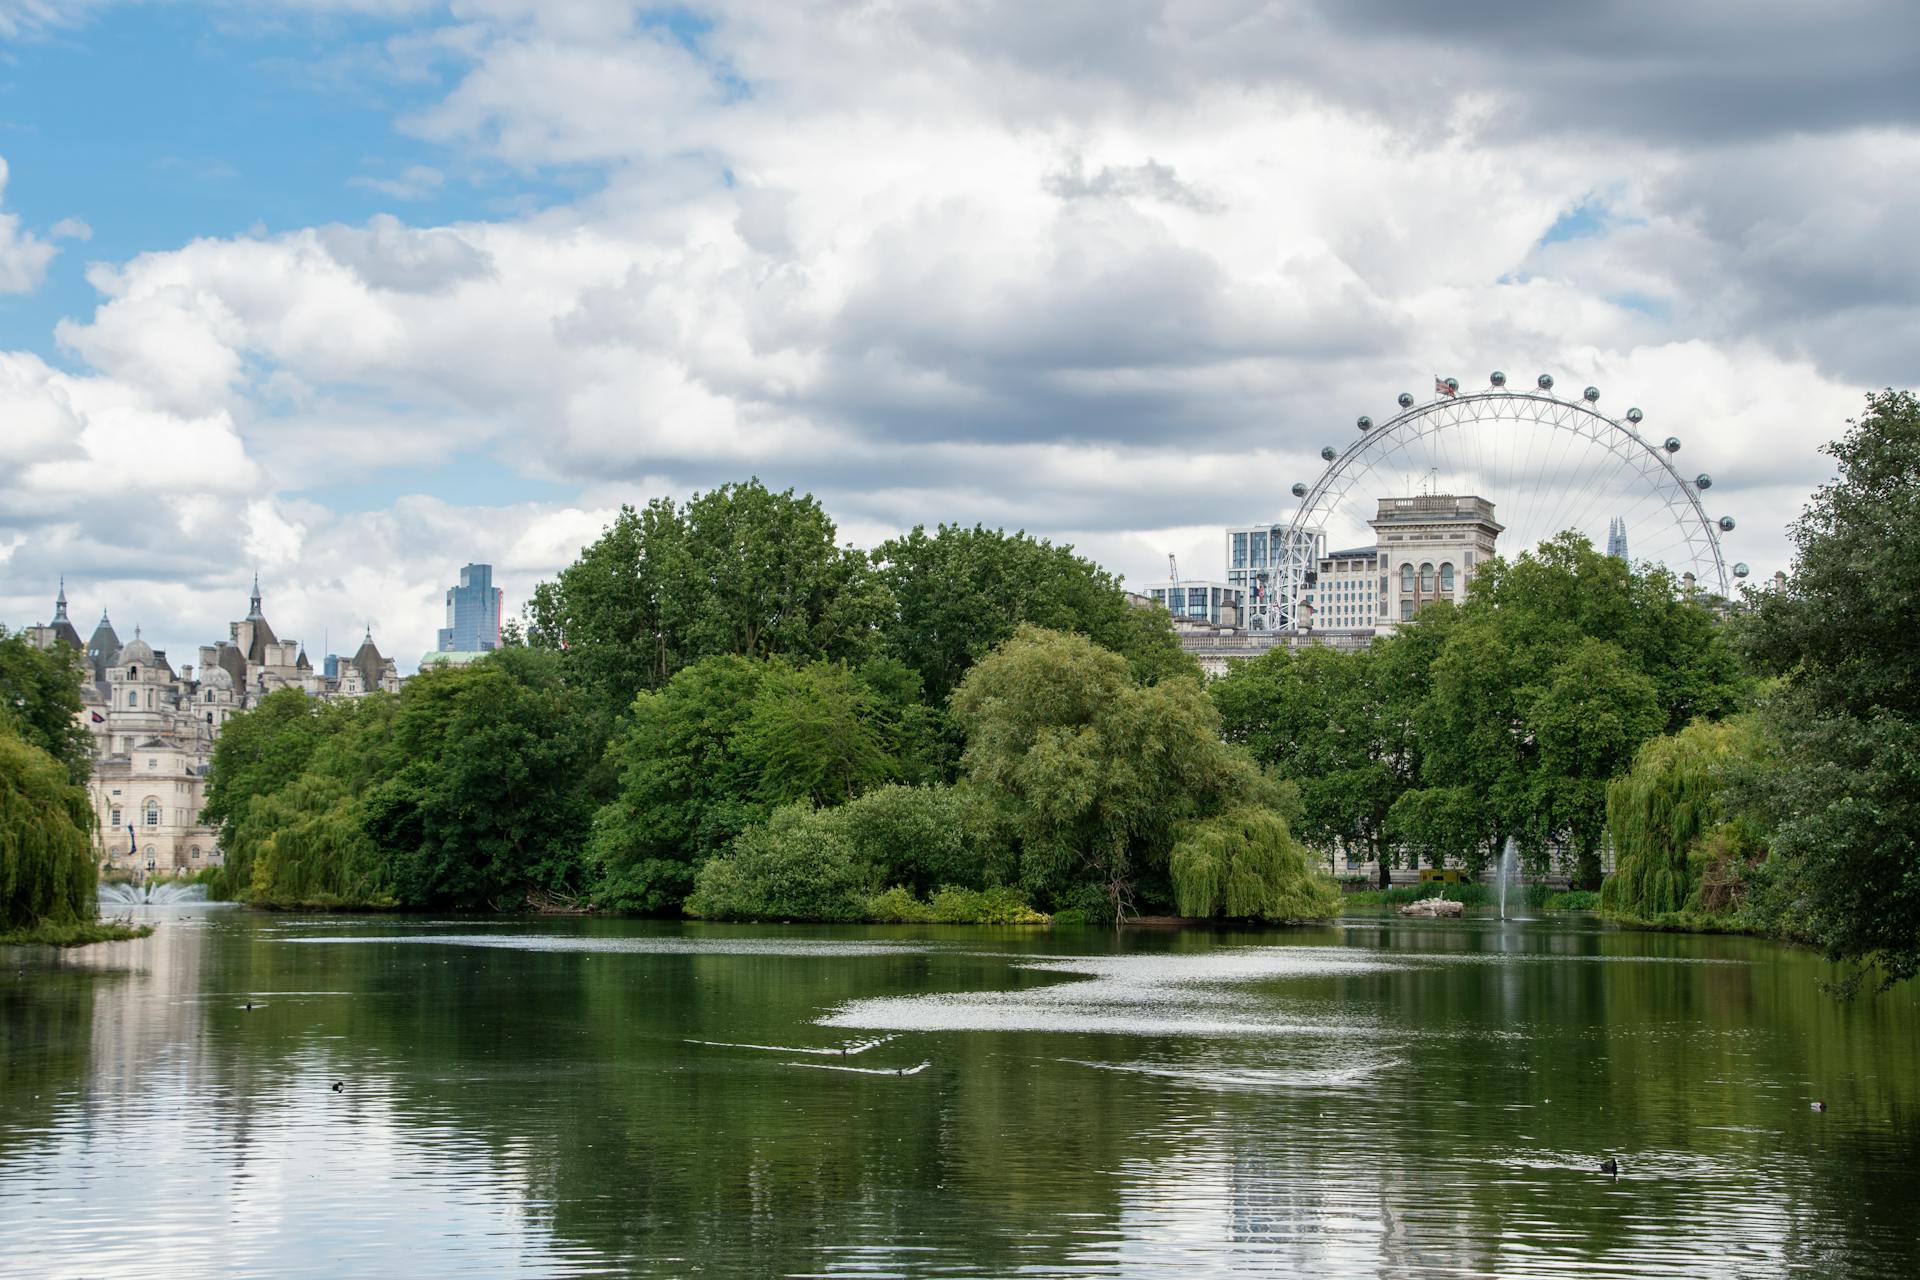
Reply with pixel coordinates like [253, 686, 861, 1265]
[348, 164, 445, 201]
[6, 0, 1911, 660]
[0, 157, 59, 293]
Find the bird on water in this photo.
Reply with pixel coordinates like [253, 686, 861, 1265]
[331, 1080, 345, 1094]
[1600, 1158, 1618, 1176]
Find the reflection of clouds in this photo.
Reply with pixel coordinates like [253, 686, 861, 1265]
[822, 948, 1398, 1038]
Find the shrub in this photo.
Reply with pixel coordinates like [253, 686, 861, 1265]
[862, 885, 935, 923]
[685, 804, 873, 922]
[929, 884, 1048, 924]
[836, 784, 1007, 894]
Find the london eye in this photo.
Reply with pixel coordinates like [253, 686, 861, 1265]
[1266, 373, 1743, 629]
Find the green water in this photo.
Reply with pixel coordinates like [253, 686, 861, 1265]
[3, 908, 1916, 1278]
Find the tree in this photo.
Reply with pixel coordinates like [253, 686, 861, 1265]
[1601, 718, 1762, 919]
[528, 481, 889, 709]
[874, 523, 1194, 702]
[1168, 808, 1341, 921]
[1737, 390, 1920, 990]
[1, 726, 96, 932]
[1396, 534, 1743, 884]
[588, 655, 916, 912]
[950, 626, 1290, 919]
[0, 628, 91, 786]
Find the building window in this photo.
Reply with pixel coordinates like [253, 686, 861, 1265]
[143, 800, 160, 827]
[1400, 599, 1414, 621]
[148, 757, 157, 770]
[1440, 562, 1455, 593]
[111, 807, 122, 828]
[128, 692, 138, 707]
[1231, 532, 1248, 568]
[1400, 564, 1414, 593]
[191, 846, 202, 860]
[127, 665, 137, 679]
[1420, 562, 1435, 593]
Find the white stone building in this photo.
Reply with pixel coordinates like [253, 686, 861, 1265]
[1368, 494, 1503, 632]
[19, 579, 403, 875]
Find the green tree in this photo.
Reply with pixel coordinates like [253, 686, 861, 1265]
[874, 523, 1194, 702]
[1, 725, 96, 932]
[1601, 718, 1763, 920]
[0, 628, 92, 785]
[361, 650, 603, 909]
[684, 803, 873, 923]
[950, 626, 1286, 919]
[1737, 389, 1920, 990]
[1168, 808, 1341, 921]
[528, 481, 889, 709]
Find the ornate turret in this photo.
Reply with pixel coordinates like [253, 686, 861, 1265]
[45, 578, 84, 651]
[248, 572, 264, 620]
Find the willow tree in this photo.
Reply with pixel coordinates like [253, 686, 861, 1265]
[1169, 808, 1340, 921]
[1, 727, 97, 932]
[1600, 718, 1759, 918]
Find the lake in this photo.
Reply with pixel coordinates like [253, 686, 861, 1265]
[3, 908, 1916, 1278]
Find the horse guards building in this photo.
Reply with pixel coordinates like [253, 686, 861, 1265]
[20, 578, 400, 877]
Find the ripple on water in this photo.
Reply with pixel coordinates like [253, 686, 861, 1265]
[282, 933, 939, 958]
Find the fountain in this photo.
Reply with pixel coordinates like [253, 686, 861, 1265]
[1496, 837, 1520, 921]
[97, 881, 212, 906]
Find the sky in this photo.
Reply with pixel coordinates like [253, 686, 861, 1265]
[0, 1, 1915, 670]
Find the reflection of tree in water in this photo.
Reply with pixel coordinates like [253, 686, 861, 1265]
[0, 962, 104, 1164]
[15, 916, 1914, 1276]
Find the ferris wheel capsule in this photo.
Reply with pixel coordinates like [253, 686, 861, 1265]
[1664, 436, 1681, 453]
[1397, 392, 1415, 408]
[1444, 377, 1460, 393]
[1490, 371, 1507, 386]
[1733, 563, 1750, 578]
[1583, 386, 1600, 403]
[1537, 374, 1555, 390]
[1320, 446, 1337, 462]
[1290, 482, 1308, 499]
[1695, 473, 1713, 490]
[1357, 415, 1373, 431]
[1718, 516, 1736, 532]
[1626, 407, 1644, 423]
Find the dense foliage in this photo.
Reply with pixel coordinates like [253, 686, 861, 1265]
[1734, 390, 1920, 990]
[0, 628, 92, 786]
[1214, 534, 1745, 887]
[1600, 719, 1765, 919]
[525, 481, 888, 709]
[0, 726, 97, 933]
[206, 650, 607, 909]
[952, 626, 1333, 921]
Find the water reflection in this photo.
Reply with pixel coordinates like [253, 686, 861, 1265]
[2, 911, 1916, 1277]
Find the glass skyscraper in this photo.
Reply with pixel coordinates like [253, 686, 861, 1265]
[436, 563, 503, 652]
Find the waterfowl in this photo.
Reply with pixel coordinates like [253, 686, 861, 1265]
[331, 1080, 345, 1094]
[1600, 1157, 1618, 1176]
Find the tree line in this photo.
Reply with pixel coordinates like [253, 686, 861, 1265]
[200, 501, 1333, 924]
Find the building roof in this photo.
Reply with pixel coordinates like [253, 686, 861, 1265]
[1323, 546, 1378, 560]
[350, 631, 390, 690]
[87, 612, 122, 674]
[45, 579, 85, 650]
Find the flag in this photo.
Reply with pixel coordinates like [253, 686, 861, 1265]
[90, 711, 105, 723]
[1434, 376, 1457, 397]
[128, 824, 137, 857]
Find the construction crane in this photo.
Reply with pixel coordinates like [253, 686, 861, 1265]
[1167, 553, 1181, 617]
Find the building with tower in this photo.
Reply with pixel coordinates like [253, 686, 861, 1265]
[17, 579, 403, 874]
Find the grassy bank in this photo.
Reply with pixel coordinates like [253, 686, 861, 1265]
[0, 918, 154, 947]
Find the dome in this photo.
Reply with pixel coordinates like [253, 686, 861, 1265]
[119, 634, 156, 668]
[203, 666, 234, 692]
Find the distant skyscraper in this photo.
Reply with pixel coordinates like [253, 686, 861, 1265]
[437, 563, 503, 652]
[1606, 517, 1629, 562]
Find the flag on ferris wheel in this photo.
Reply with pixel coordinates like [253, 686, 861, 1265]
[1434, 376, 1457, 397]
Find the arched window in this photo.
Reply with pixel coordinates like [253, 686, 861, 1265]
[1420, 562, 1435, 593]
[1439, 562, 1455, 593]
[127, 691, 138, 707]
[1400, 564, 1414, 593]
[143, 799, 160, 827]
[190, 846, 202, 860]
[206, 691, 214, 703]
[127, 665, 137, 679]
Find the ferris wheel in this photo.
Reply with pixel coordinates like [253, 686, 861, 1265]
[1264, 373, 1745, 630]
